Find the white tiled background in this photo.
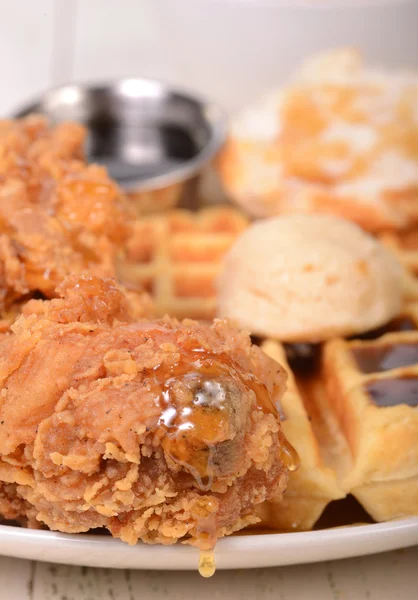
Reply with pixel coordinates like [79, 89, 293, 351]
[1, 0, 418, 116]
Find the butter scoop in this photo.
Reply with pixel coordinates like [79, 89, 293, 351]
[217, 214, 403, 342]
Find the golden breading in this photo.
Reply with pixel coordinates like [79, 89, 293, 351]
[0, 275, 290, 547]
[257, 341, 344, 530]
[323, 321, 418, 521]
[0, 115, 136, 313]
[117, 206, 249, 320]
[218, 48, 418, 231]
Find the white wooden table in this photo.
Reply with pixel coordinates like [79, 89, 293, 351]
[1, 547, 417, 600]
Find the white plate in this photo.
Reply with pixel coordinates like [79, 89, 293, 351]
[1, 519, 418, 571]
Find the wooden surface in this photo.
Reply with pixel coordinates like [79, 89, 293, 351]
[1, 547, 417, 600]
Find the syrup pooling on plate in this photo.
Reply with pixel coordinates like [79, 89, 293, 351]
[352, 344, 418, 374]
[365, 377, 418, 408]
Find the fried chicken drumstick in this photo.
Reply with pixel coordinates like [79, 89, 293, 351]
[0, 276, 291, 548]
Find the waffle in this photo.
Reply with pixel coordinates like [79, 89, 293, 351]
[322, 315, 418, 521]
[117, 206, 249, 320]
[127, 182, 184, 216]
[379, 229, 418, 303]
[257, 340, 345, 531]
[380, 229, 418, 276]
[219, 48, 418, 232]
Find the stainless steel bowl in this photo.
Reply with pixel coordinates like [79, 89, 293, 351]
[13, 78, 227, 213]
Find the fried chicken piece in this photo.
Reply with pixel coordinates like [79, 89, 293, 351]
[0, 276, 290, 547]
[0, 116, 137, 313]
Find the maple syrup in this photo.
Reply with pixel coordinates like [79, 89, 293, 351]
[198, 550, 216, 578]
[279, 438, 299, 472]
[365, 377, 418, 408]
[284, 344, 322, 382]
[196, 508, 217, 578]
[352, 343, 418, 374]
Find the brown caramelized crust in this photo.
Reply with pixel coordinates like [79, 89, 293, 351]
[0, 276, 289, 547]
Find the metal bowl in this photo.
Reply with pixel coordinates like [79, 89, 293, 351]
[13, 78, 227, 213]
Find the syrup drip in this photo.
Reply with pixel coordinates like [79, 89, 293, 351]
[279, 438, 299, 472]
[158, 369, 232, 490]
[198, 550, 216, 578]
[196, 507, 217, 578]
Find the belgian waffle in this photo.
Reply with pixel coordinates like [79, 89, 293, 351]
[127, 182, 184, 216]
[257, 340, 345, 531]
[380, 229, 418, 276]
[117, 206, 248, 320]
[322, 314, 418, 521]
[219, 48, 418, 232]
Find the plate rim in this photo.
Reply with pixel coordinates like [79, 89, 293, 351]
[2, 516, 418, 546]
[1, 517, 418, 571]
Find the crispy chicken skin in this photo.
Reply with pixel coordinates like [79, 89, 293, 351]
[0, 276, 289, 546]
[0, 116, 136, 313]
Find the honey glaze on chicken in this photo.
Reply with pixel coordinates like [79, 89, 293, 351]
[0, 116, 140, 316]
[109, 323, 295, 574]
[0, 276, 292, 576]
[139, 330, 297, 573]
